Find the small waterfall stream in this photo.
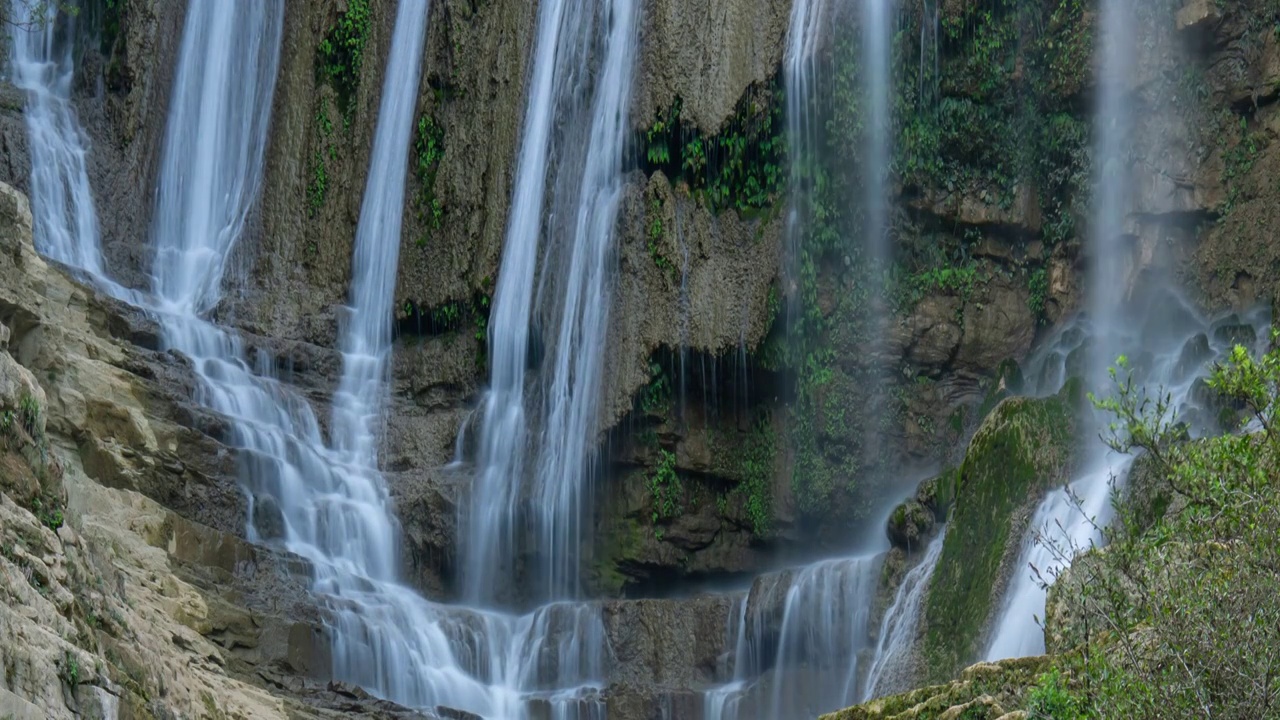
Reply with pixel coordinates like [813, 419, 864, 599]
[9, 0, 102, 273]
[863, 533, 945, 700]
[9, 0, 136, 303]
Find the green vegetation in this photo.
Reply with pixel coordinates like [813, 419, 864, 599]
[1027, 267, 1049, 323]
[413, 114, 446, 247]
[316, 0, 372, 120]
[1029, 344, 1280, 718]
[647, 450, 682, 531]
[307, 99, 336, 216]
[922, 383, 1080, 680]
[640, 362, 671, 416]
[639, 84, 785, 214]
[736, 417, 776, 534]
[58, 650, 79, 687]
[646, 195, 674, 278]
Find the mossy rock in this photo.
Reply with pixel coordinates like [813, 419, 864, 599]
[821, 656, 1049, 719]
[888, 499, 937, 550]
[920, 384, 1081, 681]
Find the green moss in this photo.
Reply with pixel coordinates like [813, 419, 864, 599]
[822, 655, 1050, 719]
[922, 387, 1079, 681]
[592, 515, 643, 597]
[736, 417, 776, 535]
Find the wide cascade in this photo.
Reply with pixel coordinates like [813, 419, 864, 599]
[144, 1, 604, 717]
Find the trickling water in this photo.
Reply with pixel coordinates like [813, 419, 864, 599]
[705, 555, 882, 720]
[863, 532, 945, 701]
[465, 0, 640, 604]
[781, 0, 827, 327]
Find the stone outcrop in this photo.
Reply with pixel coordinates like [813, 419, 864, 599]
[821, 656, 1049, 720]
[633, 0, 791, 132]
[920, 385, 1081, 682]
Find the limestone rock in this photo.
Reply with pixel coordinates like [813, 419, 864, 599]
[634, 0, 791, 132]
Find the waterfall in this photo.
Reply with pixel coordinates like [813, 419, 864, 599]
[862, 0, 891, 269]
[9, 1, 102, 273]
[8, 0, 135, 303]
[464, 0, 640, 605]
[982, 0, 1138, 660]
[863, 533, 945, 701]
[703, 554, 882, 720]
[985, 295, 1270, 660]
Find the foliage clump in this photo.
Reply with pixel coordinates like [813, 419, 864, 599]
[316, 0, 372, 120]
[1030, 343, 1280, 718]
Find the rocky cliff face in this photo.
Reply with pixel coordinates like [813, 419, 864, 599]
[5, 0, 1280, 714]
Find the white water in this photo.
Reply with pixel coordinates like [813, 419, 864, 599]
[983, 0, 1137, 660]
[464, 0, 640, 604]
[985, 295, 1270, 660]
[9, 1, 102, 272]
[863, 532, 945, 701]
[8, 0, 136, 303]
[705, 555, 882, 720]
[146, 2, 612, 716]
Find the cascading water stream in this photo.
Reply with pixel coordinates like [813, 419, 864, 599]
[145, 3, 611, 717]
[984, 291, 1272, 661]
[984, 0, 1139, 660]
[703, 555, 883, 720]
[9, 1, 102, 273]
[863, 532, 945, 701]
[464, 0, 640, 606]
[9, 0, 136, 302]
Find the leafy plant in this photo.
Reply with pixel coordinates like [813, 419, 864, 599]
[413, 114, 446, 246]
[648, 450, 682, 529]
[316, 0, 372, 120]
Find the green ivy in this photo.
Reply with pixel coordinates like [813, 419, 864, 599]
[413, 114, 446, 247]
[648, 450, 682, 530]
[316, 0, 372, 121]
[639, 81, 786, 214]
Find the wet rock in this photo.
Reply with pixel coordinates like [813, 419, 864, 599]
[887, 500, 936, 550]
[1212, 322, 1257, 349]
[603, 596, 734, 688]
[604, 683, 704, 720]
[1176, 0, 1223, 34]
[252, 494, 287, 542]
[1173, 332, 1212, 380]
